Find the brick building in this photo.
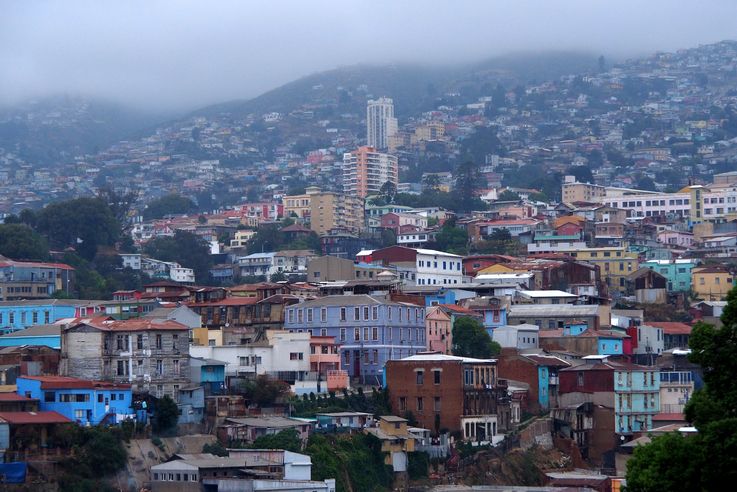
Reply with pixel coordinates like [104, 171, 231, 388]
[385, 353, 510, 441]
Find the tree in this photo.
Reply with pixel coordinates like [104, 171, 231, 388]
[35, 197, 120, 260]
[251, 429, 301, 452]
[0, 224, 49, 260]
[422, 174, 442, 192]
[379, 180, 397, 204]
[242, 375, 290, 406]
[144, 230, 213, 283]
[143, 193, 197, 220]
[452, 317, 501, 359]
[97, 185, 137, 225]
[626, 286, 737, 489]
[428, 220, 468, 255]
[454, 160, 482, 212]
[497, 190, 521, 202]
[154, 395, 179, 435]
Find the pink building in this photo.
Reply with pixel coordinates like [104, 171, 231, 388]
[425, 306, 453, 354]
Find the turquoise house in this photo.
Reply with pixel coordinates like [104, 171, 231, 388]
[563, 321, 588, 336]
[0, 300, 80, 334]
[613, 365, 660, 434]
[643, 259, 696, 292]
[0, 324, 60, 349]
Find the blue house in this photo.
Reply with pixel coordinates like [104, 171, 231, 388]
[463, 297, 509, 333]
[284, 295, 426, 384]
[0, 300, 83, 334]
[16, 375, 134, 425]
[190, 357, 227, 395]
[0, 324, 61, 349]
[177, 386, 205, 424]
[562, 321, 588, 336]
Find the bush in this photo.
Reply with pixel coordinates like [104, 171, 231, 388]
[153, 396, 179, 435]
[408, 452, 430, 480]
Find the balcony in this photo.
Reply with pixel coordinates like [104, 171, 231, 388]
[310, 353, 340, 365]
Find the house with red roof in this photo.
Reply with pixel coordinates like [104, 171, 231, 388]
[16, 375, 133, 425]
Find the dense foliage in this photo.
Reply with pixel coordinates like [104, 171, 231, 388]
[54, 425, 128, 491]
[452, 317, 501, 359]
[153, 395, 180, 435]
[290, 387, 392, 417]
[241, 375, 291, 406]
[625, 286, 737, 490]
[305, 433, 393, 492]
[143, 229, 214, 283]
[0, 223, 49, 260]
[143, 193, 197, 219]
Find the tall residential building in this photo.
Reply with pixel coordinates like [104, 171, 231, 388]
[367, 97, 397, 149]
[282, 187, 364, 236]
[343, 146, 398, 199]
[310, 191, 364, 236]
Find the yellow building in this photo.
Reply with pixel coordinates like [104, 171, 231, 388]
[283, 186, 364, 236]
[191, 327, 223, 346]
[561, 180, 606, 203]
[692, 266, 734, 301]
[283, 186, 321, 220]
[365, 416, 416, 467]
[568, 246, 638, 295]
[309, 191, 364, 236]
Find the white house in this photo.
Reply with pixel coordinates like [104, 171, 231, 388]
[189, 330, 311, 388]
[492, 324, 540, 349]
[415, 248, 464, 286]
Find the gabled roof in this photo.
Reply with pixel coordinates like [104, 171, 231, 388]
[0, 324, 60, 338]
[645, 322, 692, 335]
[67, 318, 188, 332]
[0, 411, 72, 424]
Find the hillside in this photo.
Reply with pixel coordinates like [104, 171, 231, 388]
[0, 96, 172, 166]
[193, 51, 601, 120]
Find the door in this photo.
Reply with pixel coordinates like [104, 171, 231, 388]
[353, 350, 361, 378]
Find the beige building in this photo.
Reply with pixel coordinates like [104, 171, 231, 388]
[310, 191, 364, 236]
[562, 178, 607, 203]
[283, 186, 321, 220]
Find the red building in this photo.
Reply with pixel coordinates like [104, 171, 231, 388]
[385, 353, 511, 441]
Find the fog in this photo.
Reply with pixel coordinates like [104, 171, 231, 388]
[1, 0, 736, 111]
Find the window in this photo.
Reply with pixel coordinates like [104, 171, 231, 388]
[117, 360, 128, 376]
[434, 370, 441, 385]
[117, 335, 126, 350]
[44, 392, 55, 402]
[156, 334, 162, 349]
[340, 328, 346, 341]
[434, 397, 441, 412]
[32, 311, 38, 323]
[307, 309, 313, 322]
[354, 328, 360, 341]
[137, 334, 144, 350]
[363, 327, 369, 340]
[372, 327, 378, 340]
[321, 308, 327, 322]
[173, 359, 180, 375]
[297, 309, 303, 323]
[416, 370, 424, 385]
[156, 359, 163, 376]
[75, 409, 86, 420]
[372, 306, 379, 320]
[363, 306, 370, 320]
[387, 327, 392, 341]
[388, 307, 392, 321]
[417, 397, 424, 412]
[372, 349, 378, 364]
[354, 307, 361, 321]
[399, 397, 407, 411]
[288, 309, 295, 323]
[340, 308, 346, 321]
[8, 312, 13, 324]
[290, 352, 304, 360]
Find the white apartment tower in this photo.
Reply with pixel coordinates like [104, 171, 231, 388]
[367, 97, 398, 149]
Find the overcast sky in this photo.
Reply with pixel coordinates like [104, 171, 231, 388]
[1, 0, 736, 111]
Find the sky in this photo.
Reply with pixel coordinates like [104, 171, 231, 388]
[1, 0, 736, 112]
